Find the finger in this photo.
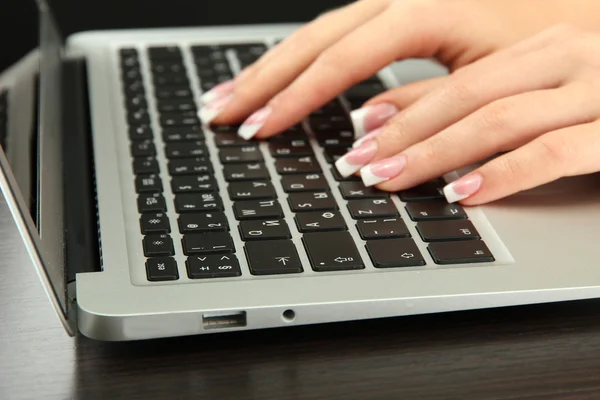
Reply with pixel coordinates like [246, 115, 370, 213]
[205, 0, 391, 124]
[351, 82, 599, 190]
[350, 76, 448, 140]
[441, 121, 600, 205]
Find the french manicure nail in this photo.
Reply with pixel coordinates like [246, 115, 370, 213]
[200, 80, 235, 104]
[360, 155, 407, 187]
[351, 103, 398, 138]
[238, 106, 272, 140]
[443, 174, 483, 203]
[335, 140, 378, 177]
[198, 94, 234, 124]
[352, 127, 383, 149]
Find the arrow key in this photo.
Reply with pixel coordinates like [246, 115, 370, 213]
[366, 238, 425, 268]
[186, 254, 242, 279]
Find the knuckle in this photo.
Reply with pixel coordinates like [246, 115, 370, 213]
[439, 78, 475, 107]
[492, 155, 525, 182]
[546, 23, 582, 40]
[315, 47, 347, 72]
[478, 100, 515, 133]
[536, 137, 571, 169]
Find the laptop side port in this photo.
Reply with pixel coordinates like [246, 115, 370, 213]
[202, 311, 247, 330]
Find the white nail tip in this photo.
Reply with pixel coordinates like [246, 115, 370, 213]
[360, 166, 388, 187]
[350, 108, 368, 139]
[200, 91, 219, 104]
[238, 124, 262, 140]
[443, 184, 469, 204]
[335, 157, 361, 178]
[198, 107, 220, 124]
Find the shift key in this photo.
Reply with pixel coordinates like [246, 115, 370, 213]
[302, 231, 364, 271]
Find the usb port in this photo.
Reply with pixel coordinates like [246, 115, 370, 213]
[202, 311, 247, 330]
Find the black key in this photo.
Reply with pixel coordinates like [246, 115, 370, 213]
[123, 80, 145, 95]
[228, 181, 276, 200]
[137, 193, 167, 213]
[244, 240, 303, 275]
[347, 198, 399, 219]
[130, 140, 156, 157]
[233, 199, 284, 220]
[309, 115, 353, 133]
[311, 100, 346, 117]
[219, 146, 263, 164]
[146, 257, 179, 281]
[151, 63, 186, 75]
[406, 202, 467, 221]
[127, 108, 150, 125]
[417, 220, 481, 242]
[160, 114, 200, 127]
[156, 100, 196, 113]
[330, 166, 360, 182]
[135, 174, 163, 193]
[281, 173, 328, 192]
[223, 163, 270, 181]
[366, 238, 425, 268]
[165, 141, 207, 158]
[133, 157, 159, 175]
[398, 179, 446, 202]
[168, 158, 212, 175]
[345, 82, 386, 101]
[231, 43, 268, 56]
[122, 68, 143, 83]
[275, 157, 322, 175]
[129, 124, 153, 140]
[266, 129, 306, 142]
[143, 234, 174, 256]
[187, 254, 242, 279]
[303, 231, 364, 271]
[162, 126, 204, 142]
[182, 233, 235, 255]
[178, 212, 229, 233]
[125, 94, 147, 109]
[239, 219, 291, 241]
[214, 133, 249, 147]
[323, 146, 352, 164]
[428, 240, 494, 264]
[288, 191, 337, 212]
[339, 182, 389, 199]
[153, 74, 189, 87]
[175, 193, 224, 213]
[148, 45, 182, 59]
[155, 87, 193, 100]
[140, 212, 171, 234]
[269, 141, 313, 157]
[356, 218, 410, 240]
[295, 211, 346, 233]
[171, 175, 217, 193]
[210, 124, 241, 134]
[314, 131, 354, 147]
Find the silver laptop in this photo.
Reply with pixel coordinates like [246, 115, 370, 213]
[2, 0, 600, 341]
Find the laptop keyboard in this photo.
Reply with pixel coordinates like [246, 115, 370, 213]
[0, 90, 8, 150]
[117, 43, 495, 283]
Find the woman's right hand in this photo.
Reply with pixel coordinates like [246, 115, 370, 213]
[201, 0, 600, 139]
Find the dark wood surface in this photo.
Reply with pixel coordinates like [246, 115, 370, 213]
[4, 245, 600, 400]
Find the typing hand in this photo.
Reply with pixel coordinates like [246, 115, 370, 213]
[199, 0, 600, 205]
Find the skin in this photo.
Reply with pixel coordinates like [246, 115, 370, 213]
[204, 0, 600, 205]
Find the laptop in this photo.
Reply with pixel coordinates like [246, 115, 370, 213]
[2, 0, 600, 341]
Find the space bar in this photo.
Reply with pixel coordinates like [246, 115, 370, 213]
[302, 231, 364, 272]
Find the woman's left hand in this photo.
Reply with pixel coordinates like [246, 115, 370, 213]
[338, 25, 600, 205]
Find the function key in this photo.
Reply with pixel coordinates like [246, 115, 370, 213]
[288, 191, 338, 212]
[339, 182, 389, 199]
[125, 94, 147, 109]
[416, 220, 480, 242]
[223, 163, 270, 181]
[428, 240, 494, 265]
[182, 232, 235, 255]
[130, 140, 156, 157]
[219, 146, 263, 164]
[171, 175, 217, 193]
[295, 211, 347, 233]
[405, 202, 467, 221]
[275, 157, 322, 175]
[146, 257, 179, 281]
[133, 157, 159, 175]
[233, 199, 284, 220]
[187, 254, 242, 279]
[123, 80, 145, 95]
[140, 212, 171, 234]
[168, 157, 212, 176]
[228, 181, 276, 200]
[244, 240, 303, 275]
[127, 108, 150, 125]
[178, 212, 229, 233]
[137, 193, 167, 213]
[347, 198, 399, 219]
[398, 179, 446, 202]
[165, 141, 207, 158]
[162, 126, 204, 142]
[356, 218, 410, 240]
[135, 174, 163, 193]
[303, 231, 364, 271]
[143, 234, 175, 256]
[129, 125, 153, 141]
[147, 45, 182, 59]
[366, 238, 425, 268]
[281, 173, 328, 193]
[239, 219, 291, 241]
[175, 193, 223, 213]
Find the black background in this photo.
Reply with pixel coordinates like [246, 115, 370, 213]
[0, 0, 350, 70]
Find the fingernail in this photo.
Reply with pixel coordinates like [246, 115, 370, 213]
[238, 106, 272, 140]
[352, 127, 383, 149]
[198, 94, 234, 124]
[335, 140, 378, 177]
[351, 103, 398, 138]
[200, 80, 235, 104]
[360, 155, 407, 187]
[443, 174, 483, 203]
